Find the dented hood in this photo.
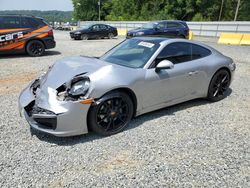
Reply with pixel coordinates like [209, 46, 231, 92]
[41, 56, 113, 88]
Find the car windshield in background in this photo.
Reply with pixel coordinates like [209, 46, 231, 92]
[142, 22, 156, 29]
[100, 39, 160, 68]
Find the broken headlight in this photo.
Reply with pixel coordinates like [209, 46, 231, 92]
[68, 78, 90, 97]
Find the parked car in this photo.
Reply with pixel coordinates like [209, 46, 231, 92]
[127, 20, 189, 39]
[70, 24, 118, 40]
[19, 37, 235, 137]
[0, 14, 56, 57]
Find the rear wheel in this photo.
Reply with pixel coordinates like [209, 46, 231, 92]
[88, 92, 134, 136]
[207, 69, 230, 102]
[26, 40, 45, 57]
[108, 33, 115, 39]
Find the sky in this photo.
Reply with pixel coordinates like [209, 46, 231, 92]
[0, 0, 74, 11]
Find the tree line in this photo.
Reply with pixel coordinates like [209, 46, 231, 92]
[72, 0, 250, 21]
[0, 10, 73, 23]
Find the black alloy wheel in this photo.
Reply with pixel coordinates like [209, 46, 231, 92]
[26, 40, 45, 57]
[88, 92, 134, 136]
[207, 69, 230, 102]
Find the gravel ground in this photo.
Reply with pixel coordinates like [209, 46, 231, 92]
[0, 31, 249, 187]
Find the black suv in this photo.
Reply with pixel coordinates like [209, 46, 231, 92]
[127, 20, 189, 39]
[0, 14, 56, 56]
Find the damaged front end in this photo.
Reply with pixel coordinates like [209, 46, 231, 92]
[18, 71, 93, 137]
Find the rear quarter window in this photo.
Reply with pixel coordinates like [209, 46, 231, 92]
[167, 22, 184, 29]
[27, 18, 47, 28]
[191, 44, 211, 60]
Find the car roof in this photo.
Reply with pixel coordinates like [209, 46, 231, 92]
[149, 20, 186, 23]
[130, 37, 215, 51]
[0, 14, 42, 20]
[130, 37, 169, 44]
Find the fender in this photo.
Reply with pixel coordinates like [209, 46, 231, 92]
[93, 92, 121, 106]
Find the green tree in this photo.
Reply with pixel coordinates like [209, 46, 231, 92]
[72, 0, 101, 20]
[72, 0, 250, 21]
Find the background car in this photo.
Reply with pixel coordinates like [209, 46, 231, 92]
[0, 14, 56, 56]
[70, 24, 118, 40]
[127, 20, 189, 39]
[19, 37, 235, 137]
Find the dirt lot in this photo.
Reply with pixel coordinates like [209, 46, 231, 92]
[0, 31, 249, 187]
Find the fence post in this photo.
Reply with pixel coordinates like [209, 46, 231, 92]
[199, 23, 202, 36]
[236, 23, 239, 33]
[216, 23, 219, 37]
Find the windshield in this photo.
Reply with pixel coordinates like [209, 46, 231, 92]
[81, 24, 93, 29]
[142, 22, 156, 29]
[100, 39, 160, 68]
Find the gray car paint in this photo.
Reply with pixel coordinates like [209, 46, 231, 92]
[19, 38, 235, 136]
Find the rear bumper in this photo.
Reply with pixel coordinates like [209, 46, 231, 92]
[18, 81, 91, 137]
[43, 37, 56, 49]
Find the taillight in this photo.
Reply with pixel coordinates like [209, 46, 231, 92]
[48, 29, 54, 37]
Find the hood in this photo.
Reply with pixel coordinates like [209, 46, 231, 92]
[71, 28, 88, 33]
[40, 56, 139, 89]
[41, 56, 109, 89]
[38, 56, 145, 102]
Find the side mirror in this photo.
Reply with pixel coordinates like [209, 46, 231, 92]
[155, 60, 174, 72]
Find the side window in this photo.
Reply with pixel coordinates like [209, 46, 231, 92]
[156, 23, 165, 30]
[92, 25, 100, 31]
[167, 22, 184, 29]
[100, 24, 107, 30]
[1, 16, 21, 29]
[27, 18, 40, 28]
[21, 18, 32, 28]
[157, 42, 192, 64]
[0, 17, 3, 29]
[191, 44, 211, 60]
[35, 18, 47, 27]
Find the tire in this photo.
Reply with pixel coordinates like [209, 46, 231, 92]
[207, 69, 231, 102]
[81, 34, 88, 40]
[26, 40, 45, 57]
[88, 92, 134, 136]
[108, 33, 115, 39]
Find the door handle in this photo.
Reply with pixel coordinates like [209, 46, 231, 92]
[188, 71, 199, 76]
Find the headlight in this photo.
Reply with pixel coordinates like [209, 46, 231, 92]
[68, 78, 90, 97]
[136, 32, 144, 36]
[75, 31, 81, 34]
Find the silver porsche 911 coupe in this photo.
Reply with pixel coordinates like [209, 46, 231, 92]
[19, 37, 236, 137]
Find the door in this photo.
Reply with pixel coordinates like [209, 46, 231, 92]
[89, 24, 100, 39]
[0, 16, 23, 50]
[99, 24, 109, 38]
[152, 22, 166, 37]
[141, 42, 207, 109]
[165, 22, 183, 38]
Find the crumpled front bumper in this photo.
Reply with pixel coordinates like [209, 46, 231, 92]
[18, 82, 91, 137]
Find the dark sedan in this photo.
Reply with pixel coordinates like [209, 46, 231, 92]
[127, 20, 189, 39]
[70, 24, 118, 40]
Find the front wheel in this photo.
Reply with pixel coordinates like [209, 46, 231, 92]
[26, 40, 45, 57]
[207, 69, 231, 102]
[88, 92, 134, 136]
[81, 34, 88, 40]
